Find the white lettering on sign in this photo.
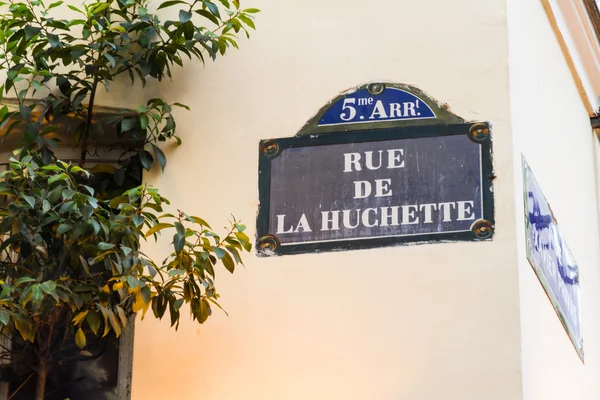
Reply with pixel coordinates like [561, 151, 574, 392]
[274, 145, 479, 237]
[340, 98, 357, 121]
[273, 200, 477, 234]
[343, 150, 404, 172]
[276, 213, 312, 234]
[457, 201, 476, 221]
[369, 100, 388, 120]
[337, 96, 425, 123]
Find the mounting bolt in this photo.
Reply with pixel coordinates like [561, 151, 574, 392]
[257, 235, 280, 254]
[469, 123, 490, 143]
[260, 140, 281, 158]
[367, 83, 386, 96]
[472, 219, 494, 239]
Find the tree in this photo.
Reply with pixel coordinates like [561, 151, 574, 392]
[0, 0, 257, 398]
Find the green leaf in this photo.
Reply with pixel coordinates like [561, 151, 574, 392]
[81, 185, 95, 196]
[40, 280, 57, 298]
[195, 9, 219, 25]
[30, 285, 43, 303]
[15, 277, 35, 286]
[24, 26, 41, 40]
[131, 214, 144, 227]
[174, 221, 185, 237]
[48, 172, 68, 184]
[115, 306, 127, 327]
[104, 53, 116, 67]
[14, 316, 34, 342]
[157, 0, 187, 9]
[75, 327, 86, 348]
[79, 255, 92, 277]
[57, 223, 71, 235]
[203, 1, 220, 17]
[191, 216, 211, 228]
[0, 310, 9, 325]
[222, 252, 235, 273]
[120, 117, 136, 132]
[108, 309, 121, 337]
[226, 245, 242, 264]
[139, 150, 153, 171]
[212, 246, 225, 259]
[67, 4, 84, 13]
[42, 165, 63, 172]
[42, 199, 51, 213]
[244, 8, 260, 13]
[47, 34, 60, 48]
[48, 1, 63, 9]
[98, 242, 115, 251]
[174, 233, 185, 252]
[151, 144, 167, 172]
[109, 195, 128, 209]
[179, 9, 192, 22]
[234, 231, 252, 251]
[140, 113, 149, 130]
[145, 223, 174, 237]
[86, 310, 101, 334]
[238, 14, 255, 30]
[198, 298, 211, 323]
[173, 102, 190, 110]
[121, 245, 132, 256]
[22, 194, 35, 208]
[73, 310, 88, 325]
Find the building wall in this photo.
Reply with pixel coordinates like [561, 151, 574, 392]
[508, 0, 600, 399]
[131, 0, 523, 399]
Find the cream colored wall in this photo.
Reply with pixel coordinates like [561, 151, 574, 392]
[508, 0, 600, 399]
[132, 1, 523, 399]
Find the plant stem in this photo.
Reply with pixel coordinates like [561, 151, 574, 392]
[34, 358, 47, 400]
[79, 73, 100, 167]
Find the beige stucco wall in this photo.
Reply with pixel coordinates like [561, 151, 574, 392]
[132, 0, 523, 399]
[508, 0, 600, 399]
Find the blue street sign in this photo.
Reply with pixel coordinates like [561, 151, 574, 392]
[523, 158, 583, 361]
[318, 88, 436, 126]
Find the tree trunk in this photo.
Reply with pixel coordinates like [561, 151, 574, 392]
[35, 360, 47, 400]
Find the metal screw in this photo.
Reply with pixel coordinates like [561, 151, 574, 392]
[469, 123, 490, 143]
[261, 141, 281, 158]
[257, 235, 280, 254]
[367, 83, 386, 96]
[472, 219, 494, 239]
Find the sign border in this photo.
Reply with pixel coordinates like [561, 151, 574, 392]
[257, 123, 495, 256]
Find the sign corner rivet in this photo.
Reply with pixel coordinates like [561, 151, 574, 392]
[261, 141, 281, 158]
[468, 122, 490, 143]
[472, 219, 494, 239]
[257, 235, 280, 254]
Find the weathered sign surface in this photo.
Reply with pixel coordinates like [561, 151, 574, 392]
[258, 130, 494, 257]
[523, 158, 583, 361]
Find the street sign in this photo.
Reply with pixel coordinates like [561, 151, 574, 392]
[318, 87, 436, 126]
[257, 83, 494, 256]
[523, 158, 583, 361]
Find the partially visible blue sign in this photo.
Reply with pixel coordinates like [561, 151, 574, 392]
[523, 158, 583, 361]
[318, 88, 436, 126]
